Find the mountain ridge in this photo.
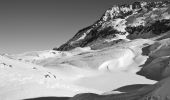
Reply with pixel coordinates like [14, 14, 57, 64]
[54, 1, 170, 51]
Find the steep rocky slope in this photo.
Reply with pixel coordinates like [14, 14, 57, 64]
[54, 1, 170, 51]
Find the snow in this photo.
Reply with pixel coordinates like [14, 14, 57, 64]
[161, 12, 170, 20]
[1, 2, 170, 100]
[74, 72, 155, 92]
[104, 32, 129, 42]
[71, 47, 92, 53]
[120, 7, 132, 13]
[0, 55, 102, 100]
[141, 2, 147, 7]
[101, 18, 127, 32]
[102, 6, 120, 21]
[129, 17, 146, 27]
[98, 46, 147, 73]
[7, 50, 73, 64]
[76, 29, 92, 41]
[98, 48, 136, 72]
[0, 54, 155, 100]
[113, 19, 127, 32]
[0, 39, 157, 100]
[77, 33, 86, 41]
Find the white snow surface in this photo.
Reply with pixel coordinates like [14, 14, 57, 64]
[129, 17, 146, 27]
[76, 29, 92, 41]
[0, 39, 156, 100]
[105, 32, 130, 42]
[101, 18, 127, 33]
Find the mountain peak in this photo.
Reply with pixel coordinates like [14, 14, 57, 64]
[54, 0, 170, 51]
[101, 1, 170, 22]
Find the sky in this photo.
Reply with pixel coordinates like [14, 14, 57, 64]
[0, 0, 165, 54]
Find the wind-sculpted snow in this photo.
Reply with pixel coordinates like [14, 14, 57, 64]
[15, 39, 153, 73]
[0, 55, 105, 100]
[0, 39, 156, 100]
[98, 48, 140, 73]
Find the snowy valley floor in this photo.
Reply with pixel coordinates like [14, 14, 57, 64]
[0, 39, 157, 100]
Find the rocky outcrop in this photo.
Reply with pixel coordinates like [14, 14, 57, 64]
[24, 97, 70, 100]
[133, 37, 170, 99]
[69, 84, 156, 100]
[137, 38, 170, 81]
[68, 76, 170, 100]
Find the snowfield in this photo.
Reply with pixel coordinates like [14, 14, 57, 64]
[0, 39, 156, 100]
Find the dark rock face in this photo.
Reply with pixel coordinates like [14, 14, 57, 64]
[24, 97, 70, 100]
[137, 38, 170, 81]
[114, 84, 152, 93]
[54, 1, 170, 51]
[126, 19, 170, 39]
[69, 84, 156, 100]
[68, 77, 170, 100]
[137, 56, 170, 81]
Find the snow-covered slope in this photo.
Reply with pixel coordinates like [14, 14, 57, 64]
[0, 38, 157, 100]
[9, 39, 154, 73]
[0, 55, 104, 100]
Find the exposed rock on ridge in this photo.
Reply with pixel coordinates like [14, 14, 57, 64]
[54, 1, 170, 51]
